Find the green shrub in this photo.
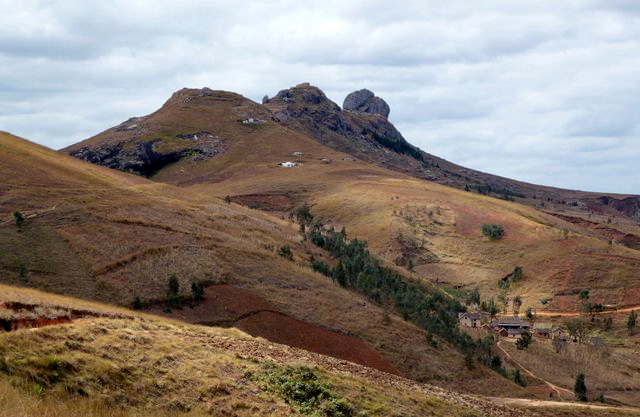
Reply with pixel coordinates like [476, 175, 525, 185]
[481, 224, 504, 240]
[132, 296, 143, 310]
[13, 211, 25, 228]
[256, 364, 353, 417]
[278, 245, 293, 260]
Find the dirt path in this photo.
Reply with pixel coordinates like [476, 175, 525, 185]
[535, 304, 640, 317]
[496, 340, 573, 400]
[493, 396, 640, 412]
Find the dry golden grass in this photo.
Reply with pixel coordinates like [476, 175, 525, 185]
[500, 336, 640, 406]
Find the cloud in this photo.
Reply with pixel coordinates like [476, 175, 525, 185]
[0, 0, 638, 193]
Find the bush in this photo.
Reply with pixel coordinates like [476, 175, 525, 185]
[132, 296, 143, 310]
[516, 333, 532, 350]
[512, 369, 526, 386]
[481, 224, 504, 240]
[512, 266, 523, 282]
[256, 364, 354, 417]
[295, 203, 314, 225]
[13, 211, 25, 228]
[278, 245, 293, 260]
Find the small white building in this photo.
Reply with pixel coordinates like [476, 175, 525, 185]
[279, 161, 298, 168]
[458, 311, 490, 328]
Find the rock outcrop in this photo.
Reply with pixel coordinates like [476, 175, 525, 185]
[343, 89, 391, 118]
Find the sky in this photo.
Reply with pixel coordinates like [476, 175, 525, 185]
[1, 1, 639, 193]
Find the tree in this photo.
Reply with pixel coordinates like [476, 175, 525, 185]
[512, 266, 523, 282]
[132, 296, 143, 310]
[295, 202, 313, 225]
[467, 287, 480, 306]
[552, 336, 567, 353]
[574, 373, 587, 401]
[13, 211, 25, 229]
[525, 307, 534, 319]
[488, 298, 498, 318]
[513, 295, 522, 316]
[628, 310, 637, 335]
[579, 289, 590, 301]
[191, 282, 205, 301]
[223, 195, 232, 204]
[481, 224, 504, 241]
[516, 332, 532, 350]
[565, 319, 589, 343]
[602, 316, 613, 331]
[464, 352, 474, 370]
[18, 263, 28, 282]
[166, 274, 180, 308]
[498, 293, 509, 314]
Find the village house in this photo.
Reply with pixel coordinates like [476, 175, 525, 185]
[491, 316, 531, 337]
[533, 322, 552, 338]
[279, 161, 298, 168]
[458, 311, 490, 328]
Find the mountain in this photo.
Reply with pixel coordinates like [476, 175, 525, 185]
[4, 81, 640, 412]
[61, 84, 640, 314]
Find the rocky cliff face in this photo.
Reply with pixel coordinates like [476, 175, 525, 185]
[343, 89, 391, 118]
[263, 83, 428, 176]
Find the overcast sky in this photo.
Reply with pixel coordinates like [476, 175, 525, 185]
[1, 1, 639, 193]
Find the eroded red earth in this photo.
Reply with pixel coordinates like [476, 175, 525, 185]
[156, 285, 402, 376]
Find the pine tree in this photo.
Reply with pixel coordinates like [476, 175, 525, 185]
[628, 310, 637, 335]
[574, 373, 587, 401]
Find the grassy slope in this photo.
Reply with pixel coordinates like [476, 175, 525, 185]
[2, 285, 639, 417]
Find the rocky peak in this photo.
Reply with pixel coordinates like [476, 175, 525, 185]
[343, 89, 390, 118]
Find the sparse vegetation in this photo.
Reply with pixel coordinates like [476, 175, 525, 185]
[481, 224, 504, 241]
[306, 224, 475, 353]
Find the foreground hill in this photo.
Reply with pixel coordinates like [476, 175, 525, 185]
[2, 284, 639, 417]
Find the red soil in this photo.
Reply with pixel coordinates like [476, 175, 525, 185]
[158, 285, 402, 376]
[236, 311, 402, 376]
[230, 194, 293, 212]
[1, 316, 73, 332]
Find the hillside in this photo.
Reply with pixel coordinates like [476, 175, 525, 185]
[4, 285, 640, 417]
[1, 131, 538, 399]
